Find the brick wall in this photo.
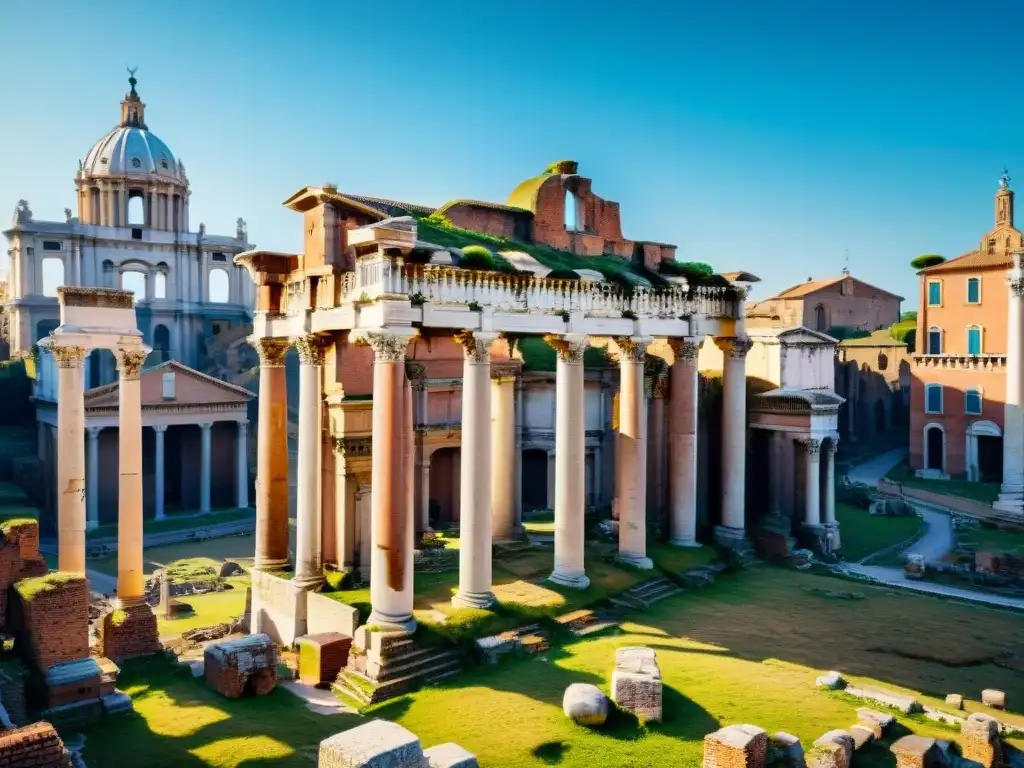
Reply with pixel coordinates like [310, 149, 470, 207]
[11, 573, 89, 672]
[443, 203, 529, 241]
[0, 520, 48, 630]
[0, 721, 73, 768]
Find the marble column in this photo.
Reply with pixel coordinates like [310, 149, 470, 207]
[714, 336, 752, 545]
[650, 373, 668, 514]
[823, 440, 837, 526]
[294, 336, 326, 588]
[453, 331, 496, 609]
[153, 424, 167, 521]
[198, 421, 212, 514]
[116, 348, 149, 605]
[236, 421, 249, 509]
[53, 344, 87, 574]
[546, 450, 556, 510]
[614, 336, 653, 569]
[420, 457, 432, 532]
[86, 426, 101, 531]
[667, 338, 701, 546]
[514, 376, 524, 533]
[800, 438, 822, 527]
[490, 368, 517, 541]
[545, 334, 590, 589]
[406, 363, 428, 535]
[997, 255, 1024, 515]
[360, 329, 417, 633]
[254, 338, 291, 569]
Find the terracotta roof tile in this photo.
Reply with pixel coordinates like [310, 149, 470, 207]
[772, 277, 845, 299]
[919, 249, 1012, 273]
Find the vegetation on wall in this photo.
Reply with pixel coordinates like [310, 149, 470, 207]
[909, 254, 945, 270]
[457, 245, 501, 271]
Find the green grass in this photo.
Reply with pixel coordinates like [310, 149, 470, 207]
[834, 502, 924, 562]
[87, 508, 255, 541]
[156, 575, 251, 638]
[958, 525, 1024, 558]
[14, 571, 83, 601]
[886, 462, 1000, 505]
[80, 568, 1024, 767]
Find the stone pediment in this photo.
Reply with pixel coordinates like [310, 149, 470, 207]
[776, 327, 838, 346]
[85, 360, 253, 409]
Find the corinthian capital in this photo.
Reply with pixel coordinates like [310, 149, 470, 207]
[454, 331, 497, 363]
[116, 348, 148, 380]
[612, 336, 650, 363]
[715, 336, 753, 359]
[544, 333, 588, 364]
[352, 329, 417, 362]
[798, 437, 822, 456]
[294, 335, 328, 366]
[251, 337, 290, 367]
[668, 337, 703, 362]
[51, 344, 87, 368]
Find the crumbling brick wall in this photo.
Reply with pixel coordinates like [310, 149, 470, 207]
[0, 721, 73, 767]
[204, 634, 278, 698]
[10, 572, 89, 671]
[0, 519, 48, 629]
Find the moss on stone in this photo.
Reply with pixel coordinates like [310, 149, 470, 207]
[110, 609, 129, 627]
[0, 517, 37, 540]
[14, 571, 81, 602]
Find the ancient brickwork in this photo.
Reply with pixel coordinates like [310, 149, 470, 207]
[42, 659, 102, 710]
[0, 721, 73, 768]
[99, 603, 161, 661]
[204, 634, 278, 698]
[297, 633, 352, 686]
[702, 724, 768, 768]
[11, 573, 88, 672]
[0, 520, 48, 628]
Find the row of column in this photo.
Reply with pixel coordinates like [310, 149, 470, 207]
[52, 342, 149, 606]
[797, 437, 838, 528]
[78, 180, 187, 231]
[84, 420, 248, 526]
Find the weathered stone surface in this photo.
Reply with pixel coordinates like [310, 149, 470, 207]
[815, 671, 845, 690]
[204, 633, 278, 699]
[944, 694, 963, 710]
[423, 742, 479, 768]
[43, 658, 102, 710]
[982, 689, 1006, 710]
[961, 712, 1002, 768]
[847, 685, 922, 714]
[11, 573, 89, 672]
[856, 707, 896, 732]
[703, 724, 768, 768]
[849, 725, 874, 750]
[855, 719, 882, 740]
[810, 731, 854, 768]
[562, 683, 609, 727]
[611, 646, 662, 723]
[890, 735, 940, 768]
[766, 732, 804, 768]
[99, 603, 161, 661]
[319, 720, 424, 768]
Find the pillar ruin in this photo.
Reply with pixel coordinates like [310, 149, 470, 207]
[714, 336, 751, 548]
[800, 438, 822, 527]
[294, 335, 326, 588]
[667, 338, 701, 546]
[253, 338, 291, 569]
[116, 348, 149, 605]
[53, 344, 88, 574]
[490, 367, 518, 541]
[614, 336, 653, 569]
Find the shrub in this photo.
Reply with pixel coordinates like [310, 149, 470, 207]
[419, 532, 448, 551]
[459, 245, 495, 270]
[546, 268, 580, 280]
[900, 310, 917, 322]
[659, 260, 716, 285]
[910, 254, 945, 270]
[836, 483, 873, 509]
[322, 565, 353, 591]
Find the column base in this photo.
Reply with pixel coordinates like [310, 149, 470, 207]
[668, 537, 701, 548]
[254, 557, 290, 571]
[293, 574, 325, 590]
[617, 552, 654, 570]
[100, 602, 161, 662]
[366, 609, 417, 635]
[994, 487, 1024, 514]
[451, 590, 496, 610]
[548, 570, 590, 590]
[714, 525, 751, 552]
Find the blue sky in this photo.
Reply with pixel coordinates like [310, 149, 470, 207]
[2, 0, 1022, 309]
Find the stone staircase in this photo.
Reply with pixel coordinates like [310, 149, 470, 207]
[333, 636, 464, 706]
[609, 576, 684, 610]
[554, 608, 620, 638]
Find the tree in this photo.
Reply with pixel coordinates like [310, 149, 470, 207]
[910, 254, 945, 270]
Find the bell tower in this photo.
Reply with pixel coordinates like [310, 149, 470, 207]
[996, 168, 1014, 228]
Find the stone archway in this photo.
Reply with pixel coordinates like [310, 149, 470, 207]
[966, 420, 1002, 483]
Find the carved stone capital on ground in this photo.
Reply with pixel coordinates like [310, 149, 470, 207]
[668, 337, 703, 362]
[116, 348, 148, 380]
[454, 331, 498, 363]
[251, 337, 290, 367]
[51, 344, 87, 368]
[612, 336, 650, 364]
[544, 333, 588, 365]
[715, 336, 753, 359]
[351, 329, 417, 363]
[293, 334, 328, 366]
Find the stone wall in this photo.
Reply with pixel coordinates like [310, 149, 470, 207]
[98, 603, 161, 661]
[250, 568, 309, 646]
[0, 519, 49, 630]
[204, 634, 278, 699]
[306, 591, 359, 638]
[0, 721, 73, 767]
[11, 573, 89, 672]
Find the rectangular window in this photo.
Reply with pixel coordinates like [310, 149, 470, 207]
[967, 277, 981, 304]
[212, 252, 227, 262]
[928, 280, 942, 306]
[926, 384, 943, 414]
[131, 228, 142, 240]
[42, 240, 61, 251]
[927, 329, 942, 355]
[965, 388, 982, 415]
[967, 327, 982, 355]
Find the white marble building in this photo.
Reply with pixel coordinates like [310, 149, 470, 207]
[2, 71, 253, 384]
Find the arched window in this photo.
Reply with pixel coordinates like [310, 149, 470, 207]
[154, 272, 167, 299]
[564, 188, 578, 232]
[927, 327, 943, 355]
[966, 277, 981, 304]
[877, 353, 888, 371]
[814, 304, 826, 331]
[41, 258, 64, 297]
[127, 194, 145, 226]
[208, 268, 230, 303]
[121, 270, 147, 301]
[966, 325, 983, 356]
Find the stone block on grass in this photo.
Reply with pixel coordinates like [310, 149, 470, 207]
[890, 735, 941, 768]
[100, 602, 161, 661]
[856, 707, 895, 732]
[849, 725, 875, 751]
[981, 689, 1005, 710]
[423, 742, 479, 768]
[297, 633, 352, 686]
[961, 712, 1002, 768]
[204, 633, 278, 699]
[611, 646, 662, 722]
[810, 730, 854, 768]
[702, 724, 768, 768]
[319, 719, 424, 768]
[562, 683, 609, 727]
[767, 732, 804, 768]
[815, 671, 845, 690]
[944, 693, 963, 710]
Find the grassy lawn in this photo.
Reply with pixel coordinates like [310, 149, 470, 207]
[834, 502, 923, 562]
[81, 567, 1024, 767]
[90, 536, 257, 577]
[886, 462, 1000, 505]
[87, 508, 255, 541]
[959, 525, 1024, 558]
[157, 575, 250, 637]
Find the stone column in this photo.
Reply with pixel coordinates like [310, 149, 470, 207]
[823, 440, 837, 526]
[336, 469, 358, 570]
[151, 423, 165, 520]
[667, 338, 702, 546]
[614, 337, 653, 569]
[800, 438, 822, 527]
[514, 376, 524, 533]
[997, 256, 1024, 515]
[359, 329, 417, 633]
[406, 363, 428, 536]
[294, 335, 326, 588]
[491, 367, 517, 541]
[649, 374, 668, 515]
[86, 426, 102, 531]
[545, 334, 590, 588]
[235, 421, 249, 508]
[198, 421, 213, 514]
[116, 348, 149, 605]
[453, 332, 496, 609]
[714, 336, 752, 547]
[420, 457, 431, 532]
[53, 344, 87, 574]
[253, 338, 290, 569]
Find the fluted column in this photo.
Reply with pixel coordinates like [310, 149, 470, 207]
[253, 338, 290, 569]
[667, 338, 702, 546]
[614, 336, 653, 569]
[545, 334, 590, 589]
[199, 422, 212, 514]
[714, 336, 752, 544]
[116, 348, 149, 605]
[453, 332, 496, 609]
[236, 421, 249, 508]
[491, 367, 517, 541]
[800, 438, 822, 527]
[53, 344, 87, 574]
[406, 362, 428, 535]
[86, 426, 101, 530]
[358, 329, 418, 633]
[997, 254, 1024, 515]
[153, 424, 167, 520]
[294, 335, 326, 588]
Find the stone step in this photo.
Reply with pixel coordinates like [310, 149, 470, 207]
[608, 595, 646, 611]
[368, 649, 462, 683]
[573, 620, 619, 636]
[338, 657, 464, 704]
[626, 577, 670, 595]
[641, 586, 684, 606]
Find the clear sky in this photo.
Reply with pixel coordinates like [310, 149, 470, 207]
[3, 0, 1022, 309]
